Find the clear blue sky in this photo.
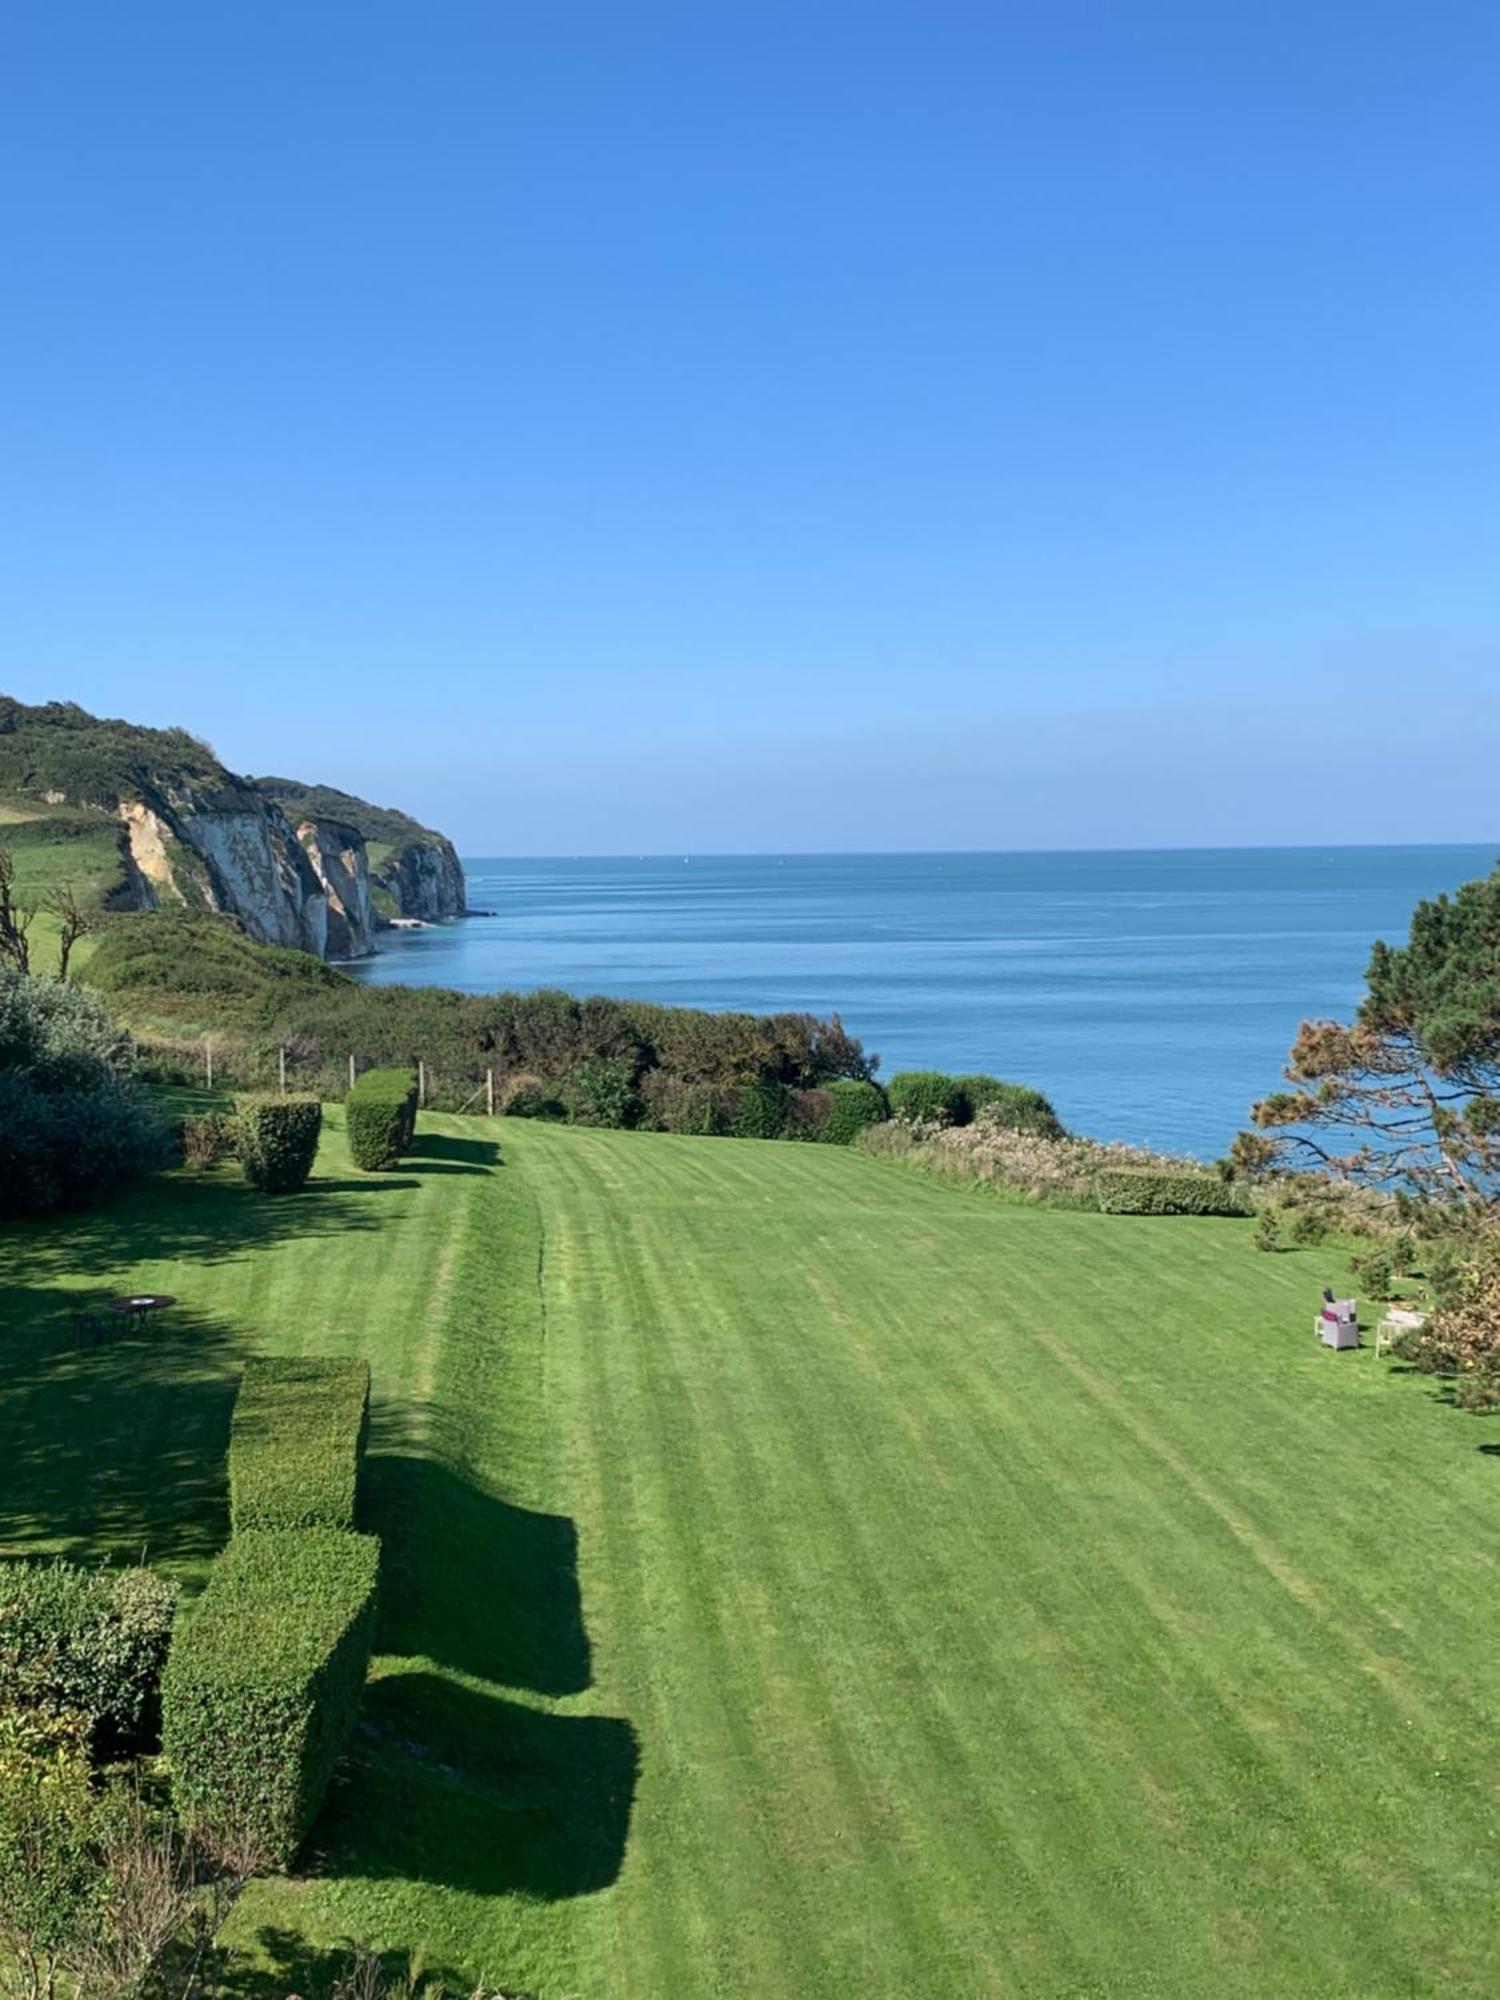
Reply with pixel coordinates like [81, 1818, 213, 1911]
[3, 3, 1497, 854]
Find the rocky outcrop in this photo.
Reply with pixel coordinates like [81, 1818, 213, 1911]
[250, 775, 467, 925]
[295, 817, 375, 958]
[0, 697, 466, 960]
[116, 785, 330, 955]
[371, 836, 466, 923]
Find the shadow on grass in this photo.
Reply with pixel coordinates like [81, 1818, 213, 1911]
[3, 1145, 638, 1933]
[406, 1132, 502, 1175]
[0, 1302, 239, 1568]
[1, 1165, 399, 1302]
[310, 1177, 421, 1195]
[365, 1450, 590, 1696]
[0, 1167, 412, 1567]
[319, 1671, 637, 1902]
[311, 1386, 632, 1914]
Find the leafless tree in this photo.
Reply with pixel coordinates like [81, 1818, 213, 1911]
[0, 845, 35, 974]
[46, 882, 95, 982]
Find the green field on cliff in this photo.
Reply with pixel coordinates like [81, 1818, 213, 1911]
[4, 1116, 1499, 1997]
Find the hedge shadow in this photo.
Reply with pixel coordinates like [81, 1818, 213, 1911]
[405, 1132, 502, 1175]
[364, 1451, 590, 1698]
[320, 1669, 637, 1902]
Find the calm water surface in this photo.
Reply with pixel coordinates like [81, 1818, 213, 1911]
[349, 847, 1496, 1158]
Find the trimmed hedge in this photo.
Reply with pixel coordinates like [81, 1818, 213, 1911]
[954, 1076, 1065, 1138]
[887, 1071, 966, 1124]
[819, 1078, 890, 1144]
[345, 1067, 417, 1171]
[1095, 1169, 1252, 1217]
[236, 1094, 322, 1193]
[228, 1359, 370, 1534]
[162, 1529, 380, 1868]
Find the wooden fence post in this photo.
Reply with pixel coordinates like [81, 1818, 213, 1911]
[486, 1068, 494, 1116]
[418, 1059, 426, 1108]
[205, 1042, 213, 1092]
[348, 1052, 356, 1093]
[278, 1046, 287, 1095]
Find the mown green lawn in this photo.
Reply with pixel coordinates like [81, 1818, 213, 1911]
[4, 1115, 1499, 1997]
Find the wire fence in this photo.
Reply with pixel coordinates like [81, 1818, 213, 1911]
[136, 1035, 500, 1114]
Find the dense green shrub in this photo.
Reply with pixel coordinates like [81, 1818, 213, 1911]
[887, 1071, 965, 1125]
[0, 1731, 99, 1983]
[229, 1358, 370, 1534]
[1095, 1169, 1252, 1217]
[162, 1529, 380, 1868]
[1388, 1228, 1420, 1277]
[0, 1559, 176, 1748]
[0, 972, 167, 1218]
[955, 1075, 1065, 1138]
[560, 1056, 643, 1129]
[235, 1093, 322, 1192]
[1284, 1203, 1330, 1247]
[86, 915, 876, 1104]
[345, 1066, 417, 1170]
[818, 1078, 889, 1144]
[638, 1071, 733, 1135]
[732, 1077, 793, 1139]
[1350, 1247, 1395, 1301]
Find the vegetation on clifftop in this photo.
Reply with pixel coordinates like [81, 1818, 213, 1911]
[0, 697, 233, 809]
[249, 775, 446, 848]
[83, 910, 878, 1132]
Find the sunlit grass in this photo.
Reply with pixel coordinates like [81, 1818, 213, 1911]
[4, 1115, 1499, 1995]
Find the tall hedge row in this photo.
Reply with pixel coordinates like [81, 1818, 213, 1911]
[228, 1359, 370, 1534]
[162, 1530, 379, 1868]
[235, 1094, 322, 1193]
[1095, 1169, 1251, 1217]
[345, 1067, 417, 1171]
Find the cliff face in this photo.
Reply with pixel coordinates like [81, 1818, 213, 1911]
[0, 699, 465, 961]
[251, 775, 467, 925]
[371, 835, 466, 922]
[115, 783, 331, 956]
[295, 818, 375, 958]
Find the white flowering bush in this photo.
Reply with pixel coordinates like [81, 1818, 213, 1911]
[859, 1110, 1205, 1209]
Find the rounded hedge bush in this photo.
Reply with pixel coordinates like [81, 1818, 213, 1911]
[886, 1071, 964, 1125]
[235, 1095, 322, 1193]
[819, 1078, 889, 1144]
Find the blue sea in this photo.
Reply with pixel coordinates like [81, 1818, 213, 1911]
[348, 847, 1496, 1159]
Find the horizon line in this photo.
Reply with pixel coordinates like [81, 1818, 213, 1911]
[450, 838, 1500, 863]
